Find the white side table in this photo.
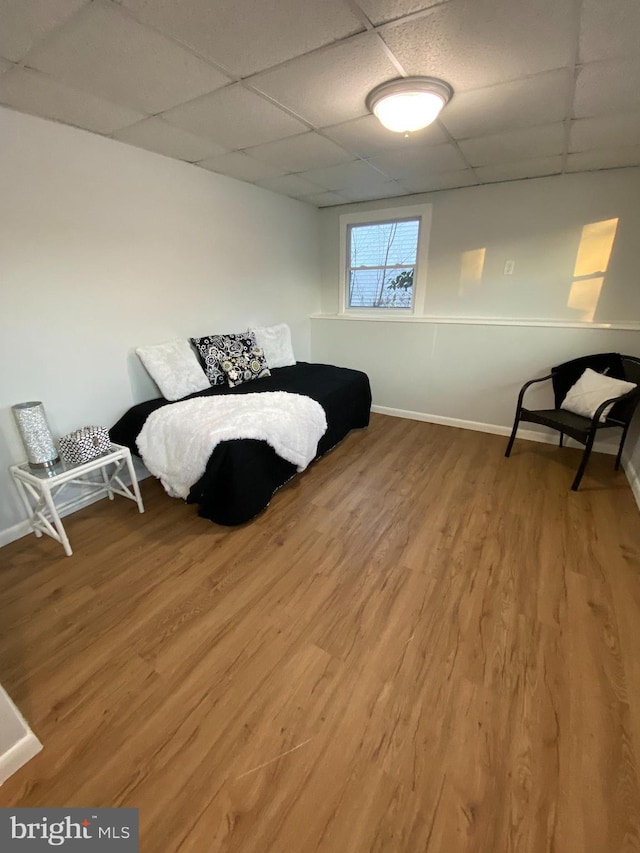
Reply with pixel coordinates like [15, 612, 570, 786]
[9, 443, 144, 557]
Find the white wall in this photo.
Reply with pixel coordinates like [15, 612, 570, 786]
[312, 170, 640, 487]
[0, 106, 321, 541]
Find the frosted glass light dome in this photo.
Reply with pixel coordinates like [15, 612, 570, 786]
[366, 77, 453, 133]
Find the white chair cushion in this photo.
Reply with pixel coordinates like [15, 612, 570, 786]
[560, 367, 636, 423]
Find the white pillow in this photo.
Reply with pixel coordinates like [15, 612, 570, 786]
[136, 339, 210, 401]
[561, 367, 636, 423]
[252, 323, 296, 369]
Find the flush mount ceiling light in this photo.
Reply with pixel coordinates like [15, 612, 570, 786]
[366, 76, 453, 133]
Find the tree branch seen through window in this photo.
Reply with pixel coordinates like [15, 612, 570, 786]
[347, 218, 420, 309]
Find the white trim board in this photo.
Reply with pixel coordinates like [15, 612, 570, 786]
[312, 313, 640, 330]
[625, 456, 640, 512]
[371, 404, 639, 509]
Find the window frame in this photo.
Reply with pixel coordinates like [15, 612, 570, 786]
[339, 203, 432, 316]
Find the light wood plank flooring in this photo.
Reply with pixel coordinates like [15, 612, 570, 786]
[1, 414, 639, 852]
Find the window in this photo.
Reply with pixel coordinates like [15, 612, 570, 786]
[339, 204, 431, 314]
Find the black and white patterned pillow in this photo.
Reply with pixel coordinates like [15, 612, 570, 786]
[191, 331, 248, 386]
[191, 331, 270, 387]
[221, 345, 271, 387]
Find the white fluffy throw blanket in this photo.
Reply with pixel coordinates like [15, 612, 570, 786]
[136, 391, 327, 499]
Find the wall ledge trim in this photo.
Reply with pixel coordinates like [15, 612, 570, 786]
[312, 313, 640, 330]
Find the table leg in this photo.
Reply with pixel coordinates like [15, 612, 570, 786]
[124, 451, 145, 514]
[12, 475, 42, 538]
[101, 464, 114, 500]
[41, 483, 73, 557]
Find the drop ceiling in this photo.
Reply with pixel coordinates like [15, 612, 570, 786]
[0, 0, 639, 207]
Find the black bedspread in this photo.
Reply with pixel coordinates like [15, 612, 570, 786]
[110, 362, 371, 525]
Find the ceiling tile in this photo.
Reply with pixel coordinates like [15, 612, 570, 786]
[257, 173, 325, 198]
[299, 159, 394, 191]
[0, 0, 89, 63]
[580, 0, 640, 64]
[354, 0, 449, 26]
[197, 151, 286, 182]
[569, 113, 640, 153]
[0, 67, 144, 134]
[398, 169, 479, 193]
[458, 123, 565, 167]
[441, 69, 572, 139]
[245, 132, 354, 172]
[566, 146, 640, 172]
[381, 0, 576, 92]
[369, 143, 468, 179]
[161, 83, 307, 149]
[322, 113, 446, 157]
[475, 156, 563, 183]
[119, 0, 365, 78]
[27, 1, 230, 114]
[248, 32, 399, 127]
[111, 117, 227, 162]
[339, 182, 407, 202]
[574, 58, 640, 118]
[302, 191, 348, 207]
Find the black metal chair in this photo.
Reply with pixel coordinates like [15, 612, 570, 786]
[505, 353, 640, 490]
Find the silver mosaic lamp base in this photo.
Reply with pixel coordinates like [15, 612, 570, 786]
[12, 401, 60, 470]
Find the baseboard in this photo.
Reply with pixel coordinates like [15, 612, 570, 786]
[0, 732, 43, 786]
[371, 404, 563, 446]
[0, 463, 150, 550]
[623, 455, 640, 511]
[0, 519, 33, 550]
[371, 404, 637, 493]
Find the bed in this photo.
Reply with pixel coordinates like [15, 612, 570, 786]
[110, 362, 372, 525]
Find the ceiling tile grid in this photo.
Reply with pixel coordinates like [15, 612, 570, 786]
[111, 116, 228, 162]
[475, 156, 563, 184]
[458, 123, 566, 168]
[0, 66, 145, 134]
[197, 151, 286, 183]
[0, 0, 638, 206]
[247, 32, 401, 128]
[244, 132, 355, 173]
[573, 57, 640, 119]
[579, 0, 640, 65]
[160, 83, 308, 150]
[26, 1, 231, 114]
[397, 168, 478, 194]
[354, 0, 451, 27]
[439, 69, 573, 140]
[369, 142, 469, 179]
[0, 0, 89, 63]
[117, 0, 366, 78]
[378, 0, 577, 92]
[256, 173, 327, 198]
[322, 113, 447, 158]
[566, 145, 640, 173]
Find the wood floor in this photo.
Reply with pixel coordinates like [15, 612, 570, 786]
[1, 413, 640, 852]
